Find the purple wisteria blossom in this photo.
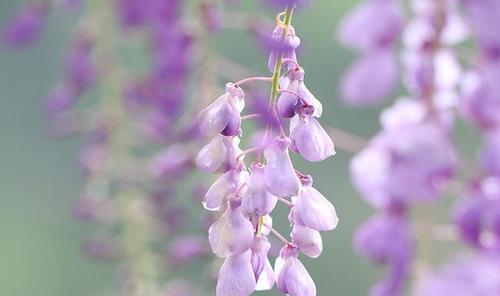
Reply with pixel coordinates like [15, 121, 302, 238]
[2, 1, 47, 47]
[337, 0, 404, 105]
[195, 4, 337, 295]
[348, 0, 465, 294]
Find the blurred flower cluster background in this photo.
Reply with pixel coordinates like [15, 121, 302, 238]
[0, 0, 490, 295]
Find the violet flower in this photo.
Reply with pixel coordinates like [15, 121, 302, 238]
[2, 1, 47, 47]
[337, 0, 404, 105]
[195, 5, 338, 295]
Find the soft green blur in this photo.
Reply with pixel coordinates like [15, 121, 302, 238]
[0, 1, 394, 295]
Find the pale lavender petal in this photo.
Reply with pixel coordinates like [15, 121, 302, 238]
[196, 136, 241, 173]
[264, 136, 301, 197]
[290, 110, 335, 162]
[294, 176, 339, 231]
[250, 237, 275, 291]
[216, 250, 256, 296]
[241, 164, 278, 217]
[340, 49, 398, 106]
[291, 224, 323, 258]
[208, 203, 255, 257]
[337, 0, 404, 51]
[203, 168, 248, 211]
[276, 250, 316, 296]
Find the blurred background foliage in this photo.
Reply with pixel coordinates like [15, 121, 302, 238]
[0, 0, 476, 295]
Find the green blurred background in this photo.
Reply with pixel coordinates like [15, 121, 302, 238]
[0, 1, 395, 295]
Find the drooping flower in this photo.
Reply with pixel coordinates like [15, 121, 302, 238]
[337, 0, 404, 51]
[241, 163, 278, 217]
[203, 165, 248, 211]
[453, 177, 500, 249]
[197, 83, 245, 137]
[416, 253, 500, 296]
[196, 135, 242, 174]
[263, 136, 301, 198]
[351, 99, 457, 207]
[290, 105, 335, 162]
[208, 200, 255, 258]
[275, 245, 316, 296]
[293, 175, 339, 231]
[250, 237, 275, 291]
[340, 49, 398, 106]
[216, 250, 256, 296]
[267, 25, 301, 72]
[337, 0, 404, 105]
[291, 224, 323, 258]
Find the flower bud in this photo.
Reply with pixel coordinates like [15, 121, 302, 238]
[196, 136, 241, 173]
[197, 83, 244, 137]
[294, 176, 339, 231]
[291, 224, 323, 258]
[242, 163, 278, 217]
[208, 202, 255, 257]
[275, 245, 316, 296]
[216, 250, 256, 296]
[290, 108, 335, 162]
[264, 136, 301, 197]
[203, 167, 248, 211]
[250, 237, 275, 291]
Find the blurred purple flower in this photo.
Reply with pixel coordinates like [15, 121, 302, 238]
[2, 1, 47, 47]
[168, 236, 209, 266]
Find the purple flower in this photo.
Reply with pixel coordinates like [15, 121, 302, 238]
[250, 237, 275, 291]
[197, 83, 245, 137]
[351, 99, 457, 207]
[354, 211, 412, 264]
[208, 200, 255, 257]
[45, 84, 78, 114]
[2, 1, 47, 47]
[241, 163, 278, 217]
[291, 224, 323, 258]
[116, 0, 151, 29]
[461, 63, 500, 129]
[460, 0, 500, 57]
[150, 144, 193, 179]
[337, 0, 404, 51]
[64, 34, 96, 93]
[196, 136, 242, 174]
[216, 250, 256, 296]
[293, 175, 339, 231]
[453, 177, 500, 249]
[340, 49, 398, 106]
[168, 235, 208, 266]
[263, 136, 301, 197]
[203, 165, 248, 211]
[416, 253, 500, 296]
[267, 25, 301, 72]
[480, 129, 500, 176]
[275, 245, 316, 296]
[280, 67, 323, 117]
[290, 105, 335, 162]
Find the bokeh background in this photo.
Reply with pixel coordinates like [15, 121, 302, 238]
[0, 1, 461, 295]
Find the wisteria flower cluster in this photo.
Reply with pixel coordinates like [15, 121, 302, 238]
[2, 0, 228, 295]
[340, 0, 500, 295]
[195, 3, 338, 296]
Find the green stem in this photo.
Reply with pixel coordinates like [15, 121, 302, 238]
[270, 6, 295, 105]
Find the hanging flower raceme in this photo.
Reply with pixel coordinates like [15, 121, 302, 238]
[337, 0, 404, 105]
[195, 5, 338, 296]
[348, 1, 463, 294]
